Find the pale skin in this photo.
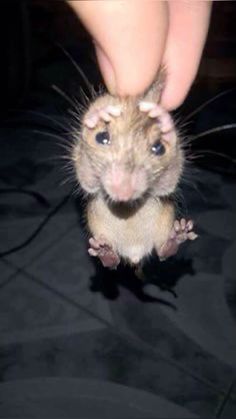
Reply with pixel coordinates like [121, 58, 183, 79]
[68, 0, 212, 110]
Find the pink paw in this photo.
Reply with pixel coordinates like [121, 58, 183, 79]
[84, 105, 122, 129]
[158, 218, 198, 260]
[88, 236, 120, 269]
[139, 101, 176, 143]
[171, 219, 198, 243]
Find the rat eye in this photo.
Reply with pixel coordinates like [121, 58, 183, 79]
[151, 141, 165, 156]
[95, 131, 110, 145]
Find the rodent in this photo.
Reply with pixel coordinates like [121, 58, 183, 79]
[72, 75, 197, 270]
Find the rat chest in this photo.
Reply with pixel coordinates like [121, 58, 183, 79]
[87, 196, 162, 263]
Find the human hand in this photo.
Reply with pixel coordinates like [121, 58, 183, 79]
[68, 1, 212, 110]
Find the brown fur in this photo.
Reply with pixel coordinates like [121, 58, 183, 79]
[72, 78, 184, 264]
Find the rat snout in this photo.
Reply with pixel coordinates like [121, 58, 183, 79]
[103, 164, 147, 202]
[110, 173, 133, 201]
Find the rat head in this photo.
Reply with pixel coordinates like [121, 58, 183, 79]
[73, 89, 184, 203]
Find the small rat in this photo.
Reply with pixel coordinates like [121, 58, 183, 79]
[72, 76, 197, 270]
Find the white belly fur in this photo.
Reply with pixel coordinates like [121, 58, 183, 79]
[88, 196, 165, 264]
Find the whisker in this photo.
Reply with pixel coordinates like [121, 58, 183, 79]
[18, 109, 71, 132]
[183, 88, 236, 122]
[51, 84, 80, 110]
[180, 173, 207, 203]
[190, 124, 236, 141]
[69, 105, 87, 121]
[60, 171, 76, 187]
[35, 153, 73, 165]
[55, 43, 95, 95]
[79, 86, 94, 107]
[172, 188, 188, 217]
[29, 129, 71, 145]
[187, 149, 236, 165]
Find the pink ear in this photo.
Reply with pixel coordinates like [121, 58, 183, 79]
[141, 69, 166, 103]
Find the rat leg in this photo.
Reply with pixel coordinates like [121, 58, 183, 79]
[84, 105, 122, 129]
[157, 219, 198, 261]
[88, 236, 120, 269]
[138, 102, 176, 143]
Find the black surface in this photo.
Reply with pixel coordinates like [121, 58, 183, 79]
[0, 20, 236, 418]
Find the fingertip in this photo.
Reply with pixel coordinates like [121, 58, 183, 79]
[70, 1, 168, 97]
[161, 1, 212, 110]
[95, 2, 168, 97]
[161, 71, 195, 111]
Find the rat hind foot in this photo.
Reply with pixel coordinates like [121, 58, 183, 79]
[88, 236, 120, 269]
[84, 105, 122, 129]
[158, 218, 198, 261]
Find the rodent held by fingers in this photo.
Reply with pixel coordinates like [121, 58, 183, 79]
[72, 73, 197, 270]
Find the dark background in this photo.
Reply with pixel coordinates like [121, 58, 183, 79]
[0, 2, 235, 418]
[1, 1, 236, 172]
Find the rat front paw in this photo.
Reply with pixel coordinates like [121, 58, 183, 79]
[158, 218, 198, 260]
[84, 105, 122, 129]
[139, 102, 176, 143]
[88, 236, 120, 269]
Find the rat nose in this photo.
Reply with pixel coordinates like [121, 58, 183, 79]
[110, 167, 134, 201]
[112, 181, 134, 201]
[104, 164, 147, 202]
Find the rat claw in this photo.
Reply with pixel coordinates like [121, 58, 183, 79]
[88, 237, 100, 249]
[148, 105, 164, 118]
[84, 115, 99, 129]
[84, 104, 122, 128]
[138, 101, 156, 112]
[88, 235, 120, 269]
[106, 105, 122, 117]
[139, 102, 164, 119]
[186, 220, 194, 231]
[174, 220, 180, 232]
[139, 102, 176, 142]
[88, 248, 98, 257]
[99, 110, 112, 122]
[188, 232, 198, 241]
[157, 217, 198, 260]
[180, 218, 186, 229]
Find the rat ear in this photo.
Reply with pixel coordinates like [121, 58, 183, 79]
[141, 67, 166, 104]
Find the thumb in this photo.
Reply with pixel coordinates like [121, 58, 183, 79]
[69, 1, 168, 96]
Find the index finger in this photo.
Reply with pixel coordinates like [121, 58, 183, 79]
[68, 1, 168, 96]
